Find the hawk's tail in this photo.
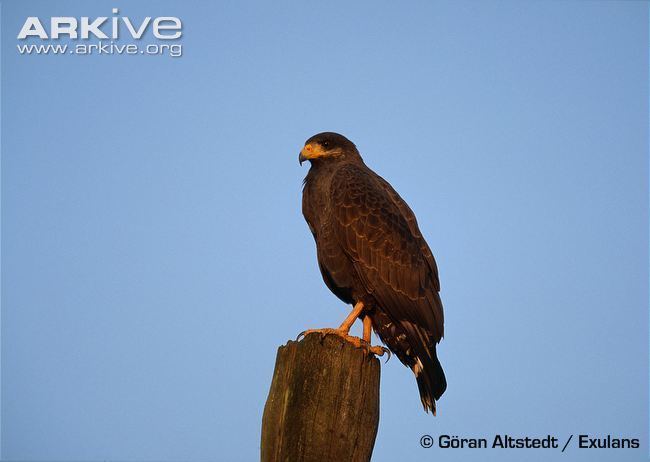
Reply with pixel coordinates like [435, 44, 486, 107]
[413, 344, 447, 415]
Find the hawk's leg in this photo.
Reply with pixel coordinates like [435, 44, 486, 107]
[297, 302, 388, 357]
[362, 315, 373, 343]
[362, 315, 391, 358]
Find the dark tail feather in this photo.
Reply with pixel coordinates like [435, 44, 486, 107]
[413, 346, 447, 415]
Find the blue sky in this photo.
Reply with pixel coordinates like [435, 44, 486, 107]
[2, 1, 648, 461]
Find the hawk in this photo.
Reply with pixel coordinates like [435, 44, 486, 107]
[298, 132, 447, 414]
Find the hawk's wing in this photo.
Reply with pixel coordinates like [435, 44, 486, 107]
[329, 163, 444, 340]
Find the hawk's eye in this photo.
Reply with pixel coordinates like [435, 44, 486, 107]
[321, 140, 330, 149]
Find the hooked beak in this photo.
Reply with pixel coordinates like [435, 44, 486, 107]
[299, 143, 316, 166]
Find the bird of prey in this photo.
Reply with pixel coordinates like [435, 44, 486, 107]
[298, 132, 446, 414]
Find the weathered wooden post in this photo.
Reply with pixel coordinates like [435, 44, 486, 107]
[261, 333, 381, 462]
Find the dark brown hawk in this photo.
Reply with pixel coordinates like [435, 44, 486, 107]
[298, 132, 447, 414]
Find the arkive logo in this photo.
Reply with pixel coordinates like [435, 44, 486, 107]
[17, 8, 182, 40]
[16, 8, 183, 57]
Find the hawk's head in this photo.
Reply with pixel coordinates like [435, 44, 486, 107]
[299, 132, 359, 165]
